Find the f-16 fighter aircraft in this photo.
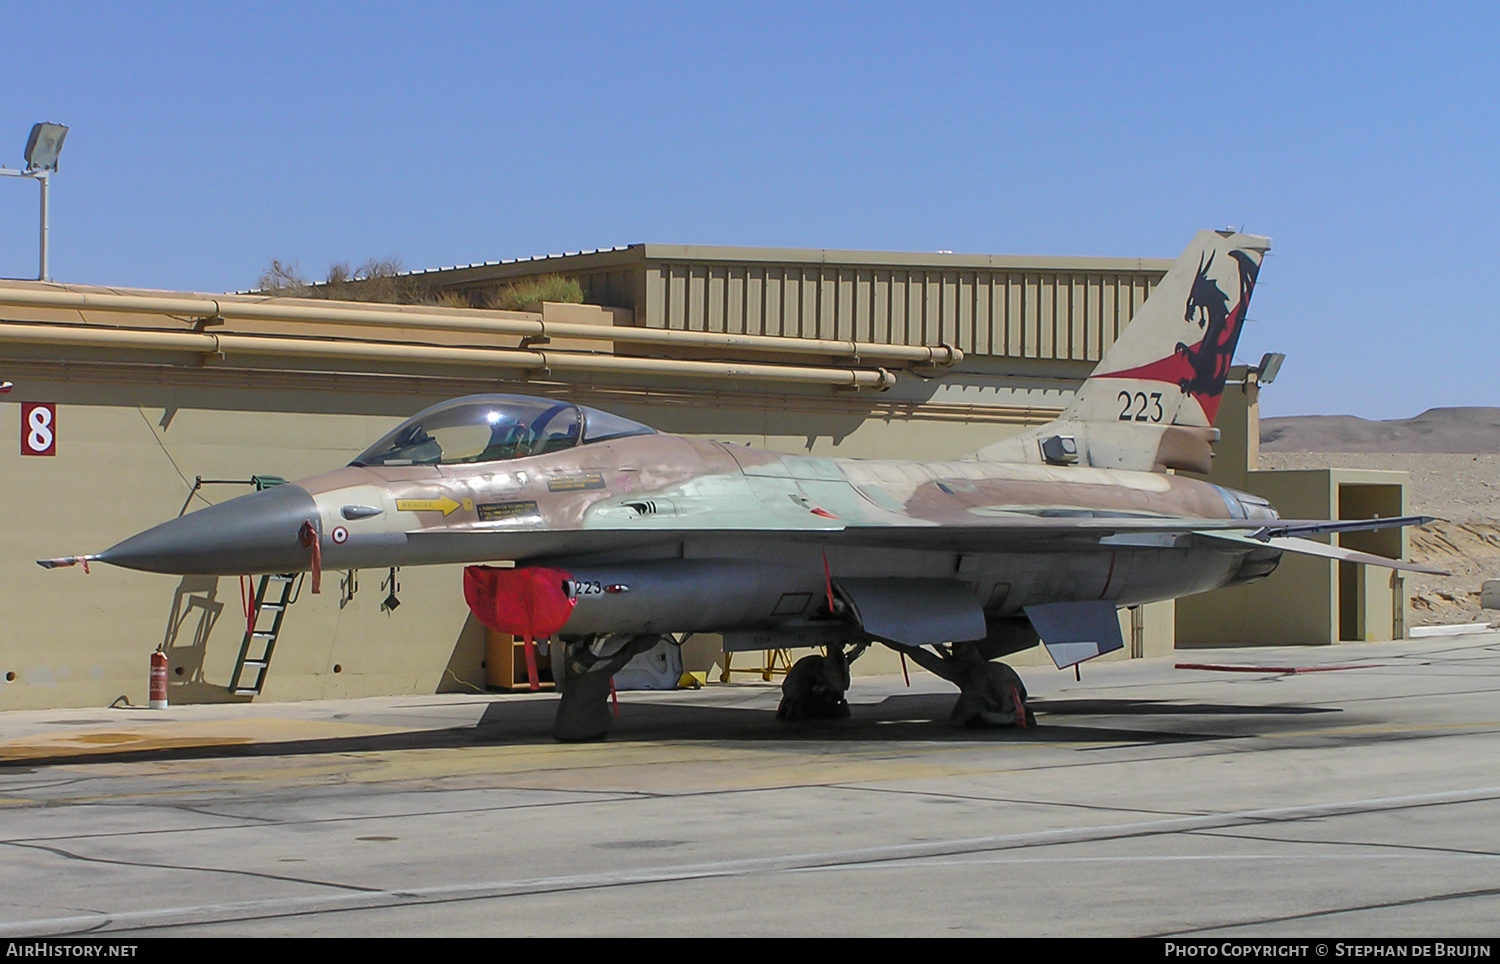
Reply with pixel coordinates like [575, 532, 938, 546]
[43, 230, 1440, 739]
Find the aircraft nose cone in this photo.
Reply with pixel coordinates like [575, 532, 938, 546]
[98, 483, 320, 575]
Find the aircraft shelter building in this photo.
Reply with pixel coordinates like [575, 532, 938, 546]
[0, 244, 1409, 710]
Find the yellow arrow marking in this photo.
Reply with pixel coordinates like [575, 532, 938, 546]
[396, 496, 462, 516]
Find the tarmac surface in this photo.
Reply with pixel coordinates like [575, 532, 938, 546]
[2, 633, 1499, 938]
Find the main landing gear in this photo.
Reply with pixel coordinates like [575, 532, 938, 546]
[774, 638, 1032, 729]
[898, 641, 1034, 728]
[776, 641, 869, 721]
[552, 634, 664, 742]
[548, 634, 1034, 740]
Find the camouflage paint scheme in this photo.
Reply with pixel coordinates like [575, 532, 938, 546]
[285, 429, 1271, 640]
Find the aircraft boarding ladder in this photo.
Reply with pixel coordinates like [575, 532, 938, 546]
[229, 573, 299, 696]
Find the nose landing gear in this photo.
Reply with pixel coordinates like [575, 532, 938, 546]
[552, 634, 665, 742]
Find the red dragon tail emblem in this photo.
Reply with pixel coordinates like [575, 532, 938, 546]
[1098, 247, 1260, 424]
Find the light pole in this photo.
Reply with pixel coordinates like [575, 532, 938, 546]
[0, 122, 68, 281]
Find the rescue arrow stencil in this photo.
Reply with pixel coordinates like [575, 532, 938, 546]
[396, 496, 463, 516]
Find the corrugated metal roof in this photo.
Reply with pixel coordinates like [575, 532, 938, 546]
[393, 243, 1170, 277]
[288, 243, 1173, 364]
[396, 246, 635, 278]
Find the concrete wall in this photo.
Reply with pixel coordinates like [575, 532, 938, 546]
[0, 379, 477, 709]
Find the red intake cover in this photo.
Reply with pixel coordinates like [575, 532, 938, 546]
[463, 565, 576, 639]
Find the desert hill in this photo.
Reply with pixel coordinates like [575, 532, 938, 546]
[1260, 407, 1500, 453]
[1258, 407, 1500, 627]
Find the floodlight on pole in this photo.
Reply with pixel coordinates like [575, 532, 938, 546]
[24, 123, 68, 173]
[1, 122, 68, 281]
[1256, 352, 1286, 385]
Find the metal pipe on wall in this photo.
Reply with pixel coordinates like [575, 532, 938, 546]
[0, 287, 960, 367]
[0, 322, 897, 389]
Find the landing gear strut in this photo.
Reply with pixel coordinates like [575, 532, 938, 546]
[552, 634, 662, 742]
[777, 641, 868, 721]
[898, 641, 1034, 728]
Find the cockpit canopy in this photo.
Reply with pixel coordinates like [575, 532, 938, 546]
[351, 394, 655, 467]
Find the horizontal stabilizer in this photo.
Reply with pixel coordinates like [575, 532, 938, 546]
[1253, 515, 1435, 541]
[1025, 600, 1125, 669]
[1197, 531, 1447, 575]
[834, 578, 986, 646]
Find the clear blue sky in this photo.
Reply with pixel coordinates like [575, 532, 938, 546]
[1, 2, 1495, 418]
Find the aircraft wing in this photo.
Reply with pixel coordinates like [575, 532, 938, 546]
[1244, 515, 1434, 541]
[404, 513, 1438, 561]
[1192, 529, 1446, 575]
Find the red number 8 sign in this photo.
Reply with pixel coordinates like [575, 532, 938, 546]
[21, 402, 56, 456]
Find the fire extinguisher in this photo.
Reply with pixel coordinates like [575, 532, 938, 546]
[149, 649, 168, 709]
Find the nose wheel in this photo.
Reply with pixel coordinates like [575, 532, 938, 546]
[552, 634, 663, 741]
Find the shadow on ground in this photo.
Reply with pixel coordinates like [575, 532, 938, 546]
[1033, 698, 1342, 716]
[0, 688, 1357, 770]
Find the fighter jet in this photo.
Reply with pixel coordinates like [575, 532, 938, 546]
[42, 230, 1440, 739]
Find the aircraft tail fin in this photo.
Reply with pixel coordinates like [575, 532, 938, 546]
[1064, 229, 1269, 428]
[973, 230, 1269, 471]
